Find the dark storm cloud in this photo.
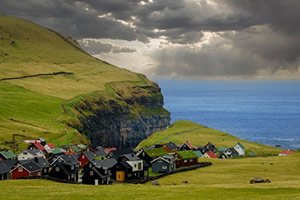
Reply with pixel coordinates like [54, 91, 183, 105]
[78, 40, 136, 54]
[1, 0, 300, 78]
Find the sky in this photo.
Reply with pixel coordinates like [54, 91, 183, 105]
[1, 0, 300, 79]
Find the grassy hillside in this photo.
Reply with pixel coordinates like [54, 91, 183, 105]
[0, 14, 161, 150]
[1, 154, 300, 199]
[136, 120, 282, 155]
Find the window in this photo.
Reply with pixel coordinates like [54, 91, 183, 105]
[44, 169, 47, 173]
[162, 166, 167, 170]
[134, 164, 137, 168]
[89, 164, 92, 168]
[55, 167, 60, 172]
[37, 172, 41, 176]
[18, 167, 23, 172]
[90, 171, 94, 176]
[190, 159, 193, 162]
[104, 169, 108, 174]
[82, 155, 85, 159]
[184, 160, 187, 163]
[71, 174, 74, 178]
[138, 162, 142, 170]
[71, 165, 74, 170]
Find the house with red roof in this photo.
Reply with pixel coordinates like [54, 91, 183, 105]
[279, 150, 294, 156]
[179, 141, 195, 151]
[203, 151, 218, 159]
[105, 148, 117, 154]
[28, 142, 45, 151]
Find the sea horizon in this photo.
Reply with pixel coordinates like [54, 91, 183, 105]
[156, 79, 300, 150]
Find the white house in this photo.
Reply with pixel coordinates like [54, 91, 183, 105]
[18, 149, 45, 160]
[233, 142, 245, 156]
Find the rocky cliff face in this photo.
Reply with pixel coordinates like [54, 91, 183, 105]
[69, 81, 170, 148]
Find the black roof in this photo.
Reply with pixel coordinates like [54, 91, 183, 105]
[95, 146, 107, 156]
[60, 154, 78, 165]
[84, 151, 105, 161]
[0, 159, 17, 174]
[119, 161, 132, 169]
[121, 153, 140, 161]
[164, 142, 177, 150]
[91, 167, 111, 178]
[109, 148, 135, 158]
[35, 157, 50, 168]
[92, 158, 117, 170]
[21, 160, 42, 173]
[21, 149, 42, 155]
[57, 163, 79, 175]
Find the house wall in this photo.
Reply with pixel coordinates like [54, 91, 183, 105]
[152, 160, 170, 173]
[127, 160, 143, 172]
[78, 153, 89, 168]
[176, 158, 198, 168]
[234, 145, 245, 155]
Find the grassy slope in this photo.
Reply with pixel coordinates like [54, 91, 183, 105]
[136, 120, 281, 155]
[1, 154, 300, 200]
[0, 14, 153, 149]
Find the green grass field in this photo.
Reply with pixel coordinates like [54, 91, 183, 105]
[1, 154, 300, 199]
[137, 120, 282, 155]
[0, 14, 160, 150]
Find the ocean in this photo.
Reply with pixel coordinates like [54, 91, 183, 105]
[156, 80, 300, 150]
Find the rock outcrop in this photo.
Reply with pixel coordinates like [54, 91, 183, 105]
[69, 81, 170, 148]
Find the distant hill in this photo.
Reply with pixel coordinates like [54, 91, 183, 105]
[0, 14, 170, 151]
[136, 120, 281, 155]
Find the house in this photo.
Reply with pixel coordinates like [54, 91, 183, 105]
[0, 159, 17, 180]
[137, 148, 168, 165]
[219, 148, 239, 159]
[18, 149, 45, 161]
[107, 148, 135, 160]
[96, 146, 107, 156]
[113, 153, 148, 182]
[104, 147, 117, 154]
[77, 144, 87, 151]
[179, 141, 195, 151]
[82, 158, 117, 185]
[204, 142, 217, 153]
[151, 154, 176, 173]
[49, 154, 79, 182]
[279, 150, 294, 156]
[175, 150, 198, 167]
[34, 157, 50, 175]
[234, 142, 245, 155]
[78, 150, 106, 168]
[11, 160, 42, 179]
[218, 147, 228, 153]
[197, 146, 206, 154]
[28, 141, 45, 151]
[193, 150, 203, 158]
[0, 150, 17, 160]
[162, 142, 178, 153]
[203, 151, 218, 159]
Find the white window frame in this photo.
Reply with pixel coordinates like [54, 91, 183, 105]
[18, 167, 23, 172]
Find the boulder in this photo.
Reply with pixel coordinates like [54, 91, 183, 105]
[152, 180, 160, 186]
[250, 177, 271, 184]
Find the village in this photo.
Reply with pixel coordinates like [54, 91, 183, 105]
[0, 138, 293, 185]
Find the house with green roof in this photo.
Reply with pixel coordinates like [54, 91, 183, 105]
[137, 148, 168, 165]
[175, 150, 198, 168]
[193, 150, 203, 158]
[234, 142, 245, 156]
[0, 150, 16, 160]
[77, 144, 87, 151]
[218, 147, 228, 153]
[52, 148, 62, 155]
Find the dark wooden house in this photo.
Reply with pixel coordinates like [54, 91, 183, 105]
[179, 141, 195, 151]
[49, 154, 79, 182]
[151, 154, 176, 173]
[82, 158, 117, 185]
[0, 159, 17, 180]
[162, 142, 178, 153]
[137, 148, 168, 165]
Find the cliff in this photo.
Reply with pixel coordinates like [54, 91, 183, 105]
[67, 79, 170, 148]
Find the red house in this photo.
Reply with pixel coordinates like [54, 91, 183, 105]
[175, 150, 198, 168]
[78, 151, 106, 168]
[11, 161, 42, 179]
[203, 151, 218, 159]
